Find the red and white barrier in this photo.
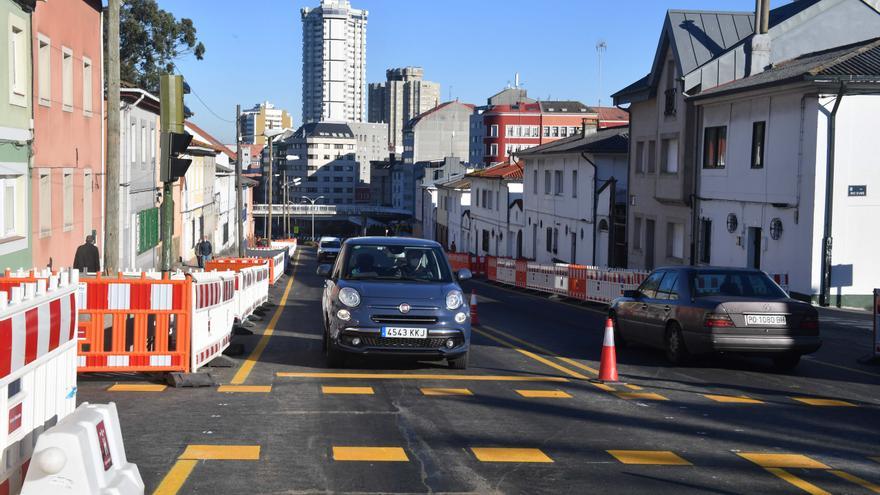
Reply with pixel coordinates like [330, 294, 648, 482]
[234, 264, 270, 322]
[769, 273, 790, 294]
[270, 239, 298, 259]
[0, 274, 79, 494]
[190, 271, 236, 372]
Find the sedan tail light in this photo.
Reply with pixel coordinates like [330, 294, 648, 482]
[799, 315, 819, 330]
[704, 313, 735, 328]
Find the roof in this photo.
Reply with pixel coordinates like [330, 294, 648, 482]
[343, 236, 442, 248]
[241, 177, 259, 187]
[538, 101, 594, 113]
[120, 88, 160, 114]
[466, 162, 523, 181]
[436, 175, 471, 189]
[516, 127, 629, 157]
[291, 122, 354, 139]
[406, 101, 475, 128]
[188, 139, 219, 156]
[695, 37, 880, 99]
[596, 107, 630, 128]
[185, 121, 237, 158]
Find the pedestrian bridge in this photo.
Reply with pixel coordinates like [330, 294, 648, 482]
[251, 204, 411, 220]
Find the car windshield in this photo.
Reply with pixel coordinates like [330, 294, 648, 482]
[320, 240, 341, 249]
[342, 244, 452, 282]
[692, 270, 787, 299]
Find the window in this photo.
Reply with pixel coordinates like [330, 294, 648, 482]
[661, 138, 679, 173]
[83, 170, 92, 236]
[495, 191, 499, 210]
[666, 222, 684, 259]
[82, 57, 93, 114]
[489, 143, 498, 157]
[656, 271, 679, 300]
[489, 125, 498, 137]
[38, 35, 51, 106]
[543, 126, 550, 137]
[487, 190, 493, 209]
[130, 121, 137, 164]
[647, 140, 656, 173]
[633, 216, 642, 250]
[638, 271, 665, 299]
[554, 170, 563, 195]
[544, 170, 551, 194]
[703, 126, 727, 169]
[553, 228, 559, 254]
[626, 142, 640, 176]
[572, 170, 578, 198]
[8, 14, 27, 106]
[505, 125, 514, 137]
[39, 171, 51, 236]
[482, 230, 490, 252]
[698, 218, 712, 264]
[62, 47, 73, 111]
[560, 126, 568, 137]
[546, 227, 553, 252]
[751, 121, 766, 169]
[533, 170, 538, 194]
[552, 126, 559, 137]
[150, 125, 156, 161]
[474, 188, 479, 207]
[62, 170, 73, 231]
[140, 124, 147, 165]
[482, 190, 488, 209]
[0, 175, 24, 239]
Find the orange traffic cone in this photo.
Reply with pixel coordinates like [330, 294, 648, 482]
[597, 317, 619, 382]
[470, 290, 480, 326]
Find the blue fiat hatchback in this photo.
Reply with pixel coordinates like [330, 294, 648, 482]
[317, 237, 472, 369]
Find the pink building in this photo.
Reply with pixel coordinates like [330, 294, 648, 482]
[30, 0, 104, 269]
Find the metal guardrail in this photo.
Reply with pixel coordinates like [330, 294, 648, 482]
[251, 204, 411, 217]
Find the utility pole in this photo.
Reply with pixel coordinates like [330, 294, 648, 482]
[267, 139, 274, 241]
[596, 40, 607, 109]
[104, 0, 121, 274]
[235, 104, 244, 256]
[159, 75, 193, 271]
[282, 168, 288, 239]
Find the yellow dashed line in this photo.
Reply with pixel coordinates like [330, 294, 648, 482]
[614, 392, 668, 401]
[108, 384, 167, 392]
[557, 357, 599, 375]
[217, 385, 272, 393]
[829, 470, 880, 493]
[737, 453, 830, 469]
[332, 446, 409, 462]
[591, 382, 616, 392]
[515, 389, 572, 398]
[474, 328, 588, 379]
[179, 445, 261, 461]
[623, 384, 643, 391]
[764, 468, 831, 495]
[420, 388, 473, 396]
[471, 447, 554, 463]
[607, 450, 692, 466]
[791, 397, 857, 407]
[152, 459, 197, 495]
[277, 372, 568, 382]
[704, 394, 764, 404]
[322, 386, 374, 395]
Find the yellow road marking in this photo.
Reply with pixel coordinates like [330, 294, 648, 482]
[179, 445, 261, 461]
[791, 397, 857, 407]
[607, 450, 692, 465]
[624, 384, 643, 390]
[474, 328, 588, 379]
[764, 468, 831, 495]
[108, 383, 167, 392]
[591, 382, 616, 392]
[217, 385, 272, 393]
[276, 372, 569, 382]
[614, 392, 668, 401]
[322, 386, 374, 395]
[480, 324, 600, 375]
[420, 387, 473, 396]
[471, 447, 554, 463]
[152, 459, 197, 495]
[738, 453, 830, 469]
[230, 251, 299, 385]
[704, 394, 764, 404]
[557, 357, 599, 375]
[829, 470, 880, 493]
[515, 389, 572, 398]
[332, 446, 409, 462]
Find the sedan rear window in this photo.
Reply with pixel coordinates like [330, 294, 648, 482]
[320, 241, 341, 249]
[693, 271, 787, 299]
[342, 245, 451, 282]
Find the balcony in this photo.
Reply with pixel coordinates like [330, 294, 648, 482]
[664, 88, 677, 116]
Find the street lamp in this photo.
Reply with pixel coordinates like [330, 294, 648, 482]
[302, 195, 325, 242]
[280, 176, 302, 239]
[263, 128, 287, 241]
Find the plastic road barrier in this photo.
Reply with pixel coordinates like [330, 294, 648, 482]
[189, 271, 236, 372]
[246, 247, 287, 284]
[447, 253, 470, 272]
[770, 273, 790, 294]
[0, 274, 79, 494]
[204, 259, 270, 322]
[270, 238, 298, 258]
[22, 402, 144, 494]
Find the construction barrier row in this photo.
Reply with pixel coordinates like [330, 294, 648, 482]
[270, 239, 298, 259]
[246, 247, 288, 284]
[447, 253, 487, 277]
[0, 273, 79, 493]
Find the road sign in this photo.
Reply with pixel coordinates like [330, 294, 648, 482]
[294, 226, 300, 234]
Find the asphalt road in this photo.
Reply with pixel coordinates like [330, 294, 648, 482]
[78, 248, 880, 494]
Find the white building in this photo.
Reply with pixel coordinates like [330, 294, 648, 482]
[692, 37, 880, 309]
[466, 162, 523, 257]
[402, 101, 473, 165]
[518, 127, 629, 266]
[348, 121, 389, 184]
[239, 102, 293, 145]
[301, 0, 368, 123]
[284, 122, 359, 205]
[436, 176, 471, 252]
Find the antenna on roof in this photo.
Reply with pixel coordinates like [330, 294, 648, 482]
[515, 72, 520, 88]
[596, 40, 607, 108]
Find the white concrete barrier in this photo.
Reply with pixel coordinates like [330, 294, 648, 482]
[21, 402, 143, 495]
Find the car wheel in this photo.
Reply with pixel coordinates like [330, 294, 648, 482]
[324, 330, 345, 368]
[772, 353, 801, 371]
[665, 322, 689, 365]
[609, 312, 627, 349]
[448, 352, 469, 370]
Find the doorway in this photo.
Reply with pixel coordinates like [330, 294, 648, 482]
[645, 219, 655, 270]
[531, 224, 537, 260]
[516, 230, 523, 259]
[747, 227, 762, 269]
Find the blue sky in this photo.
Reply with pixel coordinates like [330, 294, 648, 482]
[155, 0, 792, 143]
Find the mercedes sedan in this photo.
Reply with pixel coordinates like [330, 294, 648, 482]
[317, 237, 472, 369]
[609, 267, 821, 369]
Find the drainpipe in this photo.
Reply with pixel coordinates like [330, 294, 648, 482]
[819, 83, 846, 307]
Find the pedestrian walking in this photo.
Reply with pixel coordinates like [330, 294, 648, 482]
[450, 240, 457, 253]
[73, 235, 100, 273]
[196, 236, 213, 268]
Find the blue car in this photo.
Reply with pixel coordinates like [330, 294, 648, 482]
[317, 237, 472, 369]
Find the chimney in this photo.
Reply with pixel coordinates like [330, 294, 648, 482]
[749, 0, 771, 75]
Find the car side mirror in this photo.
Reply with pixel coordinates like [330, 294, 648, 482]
[316, 264, 332, 278]
[623, 290, 639, 299]
[457, 268, 472, 281]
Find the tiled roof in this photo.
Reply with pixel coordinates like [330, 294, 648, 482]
[596, 107, 630, 128]
[466, 162, 523, 181]
[516, 127, 629, 157]
[185, 121, 236, 158]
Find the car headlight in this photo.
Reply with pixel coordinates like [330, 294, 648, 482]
[338, 287, 361, 308]
[455, 312, 468, 324]
[446, 290, 463, 310]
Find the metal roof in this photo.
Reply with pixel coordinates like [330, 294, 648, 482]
[516, 127, 629, 157]
[291, 122, 354, 139]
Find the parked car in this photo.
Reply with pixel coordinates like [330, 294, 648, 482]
[609, 266, 821, 369]
[317, 237, 342, 263]
[317, 237, 472, 369]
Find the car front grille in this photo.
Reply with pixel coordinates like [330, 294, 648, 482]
[360, 336, 461, 349]
[370, 315, 439, 324]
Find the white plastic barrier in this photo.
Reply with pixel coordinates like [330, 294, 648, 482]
[233, 264, 270, 322]
[0, 275, 79, 494]
[22, 402, 143, 494]
[246, 248, 287, 285]
[190, 271, 236, 372]
[270, 239, 298, 259]
[495, 259, 517, 285]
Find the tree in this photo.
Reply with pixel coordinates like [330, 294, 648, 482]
[106, 0, 206, 93]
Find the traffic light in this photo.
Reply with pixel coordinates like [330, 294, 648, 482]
[159, 131, 193, 182]
[159, 74, 193, 183]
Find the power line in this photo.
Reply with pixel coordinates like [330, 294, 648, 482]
[190, 88, 235, 124]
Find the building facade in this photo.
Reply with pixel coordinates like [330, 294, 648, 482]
[368, 67, 440, 150]
[31, 0, 103, 270]
[179, 139, 217, 266]
[435, 176, 471, 252]
[301, 0, 368, 123]
[239, 101, 292, 145]
[466, 163, 524, 257]
[348, 121, 388, 184]
[402, 101, 473, 165]
[284, 122, 359, 205]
